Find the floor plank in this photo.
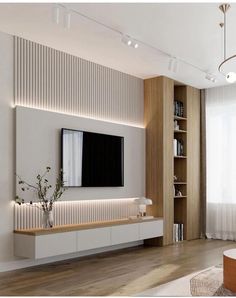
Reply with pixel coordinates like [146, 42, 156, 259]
[0, 239, 235, 296]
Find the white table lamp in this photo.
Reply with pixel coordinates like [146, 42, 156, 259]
[134, 197, 153, 217]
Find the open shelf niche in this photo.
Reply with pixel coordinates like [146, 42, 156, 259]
[173, 86, 188, 242]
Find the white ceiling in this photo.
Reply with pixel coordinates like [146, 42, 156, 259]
[0, 3, 236, 88]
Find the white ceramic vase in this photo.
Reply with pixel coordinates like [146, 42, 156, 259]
[42, 210, 54, 228]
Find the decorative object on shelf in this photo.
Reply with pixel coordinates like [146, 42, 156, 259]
[174, 120, 179, 130]
[175, 189, 183, 197]
[174, 100, 184, 117]
[173, 138, 184, 156]
[218, 4, 236, 83]
[134, 197, 153, 218]
[42, 210, 54, 229]
[15, 167, 66, 228]
[173, 223, 184, 242]
[174, 175, 178, 181]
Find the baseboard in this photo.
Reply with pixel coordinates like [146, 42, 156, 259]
[0, 240, 143, 273]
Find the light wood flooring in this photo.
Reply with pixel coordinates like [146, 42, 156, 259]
[0, 239, 235, 296]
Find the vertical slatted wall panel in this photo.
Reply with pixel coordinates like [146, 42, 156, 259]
[14, 199, 138, 230]
[14, 37, 144, 127]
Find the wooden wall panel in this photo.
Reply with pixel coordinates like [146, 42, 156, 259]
[187, 86, 201, 240]
[144, 77, 164, 219]
[163, 78, 174, 245]
[144, 76, 174, 246]
[14, 36, 144, 127]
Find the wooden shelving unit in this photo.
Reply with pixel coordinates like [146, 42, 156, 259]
[173, 86, 188, 241]
[144, 76, 201, 246]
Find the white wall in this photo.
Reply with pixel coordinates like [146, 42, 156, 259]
[16, 106, 145, 201]
[0, 31, 14, 260]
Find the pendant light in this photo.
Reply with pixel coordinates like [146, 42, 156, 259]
[218, 4, 236, 83]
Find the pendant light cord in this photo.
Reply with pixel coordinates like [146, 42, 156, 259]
[224, 9, 227, 60]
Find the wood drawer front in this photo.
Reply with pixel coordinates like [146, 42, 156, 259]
[111, 223, 139, 245]
[77, 227, 111, 251]
[139, 220, 163, 239]
[35, 231, 77, 259]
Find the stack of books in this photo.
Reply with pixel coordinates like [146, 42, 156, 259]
[173, 139, 184, 156]
[174, 100, 184, 117]
[173, 223, 184, 242]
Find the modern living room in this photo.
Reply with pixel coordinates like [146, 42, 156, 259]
[0, 1, 236, 296]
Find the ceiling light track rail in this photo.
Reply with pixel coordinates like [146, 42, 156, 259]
[55, 4, 210, 80]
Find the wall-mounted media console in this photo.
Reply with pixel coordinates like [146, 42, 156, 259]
[14, 218, 163, 259]
[61, 128, 124, 187]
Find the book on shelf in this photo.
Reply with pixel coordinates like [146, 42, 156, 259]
[173, 138, 184, 156]
[174, 100, 184, 117]
[173, 223, 184, 242]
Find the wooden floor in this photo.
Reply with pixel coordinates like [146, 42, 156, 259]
[0, 239, 235, 296]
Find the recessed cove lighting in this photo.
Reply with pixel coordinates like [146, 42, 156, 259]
[226, 72, 236, 83]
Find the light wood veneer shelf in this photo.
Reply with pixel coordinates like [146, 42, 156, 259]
[174, 182, 187, 185]
[174, 156, 187, 159]
[174, 116, 187, 121]
[174, 130, 187, 133]
[174, 196, 187, 199]
[14, 218, 161, 236]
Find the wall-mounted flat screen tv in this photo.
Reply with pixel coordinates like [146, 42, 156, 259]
[61, 128, 124, 187]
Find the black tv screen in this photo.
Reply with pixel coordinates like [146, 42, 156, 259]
[61, 128, 124, 187]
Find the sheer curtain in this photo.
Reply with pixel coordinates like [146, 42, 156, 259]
[206, 84, 236, 240]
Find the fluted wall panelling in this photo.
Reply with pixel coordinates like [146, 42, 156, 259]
[14, 199, 138, 230]
[14, 37, 144, 127]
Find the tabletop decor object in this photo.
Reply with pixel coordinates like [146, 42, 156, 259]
[134, 197, 153, 220]
[15, 167, 66, 228]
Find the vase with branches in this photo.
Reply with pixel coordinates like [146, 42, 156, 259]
[15, 166, 66, 228]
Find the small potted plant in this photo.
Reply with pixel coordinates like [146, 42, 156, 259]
[15, 167, 66, 228]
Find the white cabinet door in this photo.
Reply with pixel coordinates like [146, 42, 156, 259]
[111, 223, 139, 245]
[139, 220, 163, 240]
[14, 234, 35, 259]
[35, 231, 77, 259]
[77, 227, 111, 251]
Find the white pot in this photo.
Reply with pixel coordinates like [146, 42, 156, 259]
[42, 210, 54, 228]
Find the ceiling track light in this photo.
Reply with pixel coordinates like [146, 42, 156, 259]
[121, 35, 139, 49]
[205, 73, 217, 83]
[121, 35, 132, 46]
[64, 10, 71, 29]
[52, 6, 60, 25]
[168, 57, 178, 73]
[218, 4, 236, 83]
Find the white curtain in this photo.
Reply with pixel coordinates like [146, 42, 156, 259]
[63, 130, 83, 187]
[206, 84, 236, 240]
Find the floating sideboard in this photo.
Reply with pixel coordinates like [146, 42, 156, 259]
[14, 218, 163, 259]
